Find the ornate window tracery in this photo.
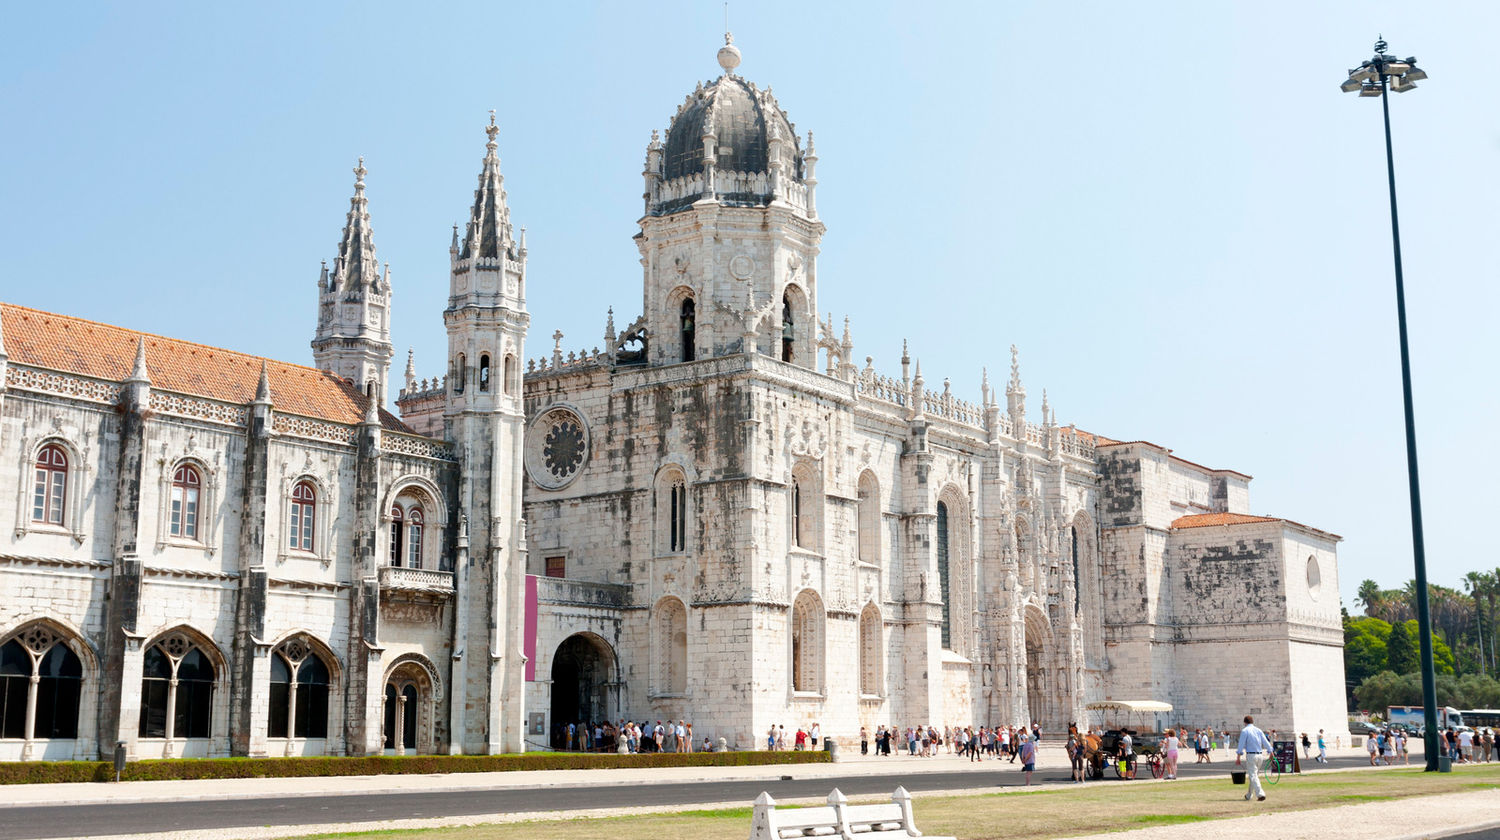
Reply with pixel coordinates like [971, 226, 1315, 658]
[268, 637, 331, 739]
[139, 634, 216, 739]
[0, 627, 82, 741]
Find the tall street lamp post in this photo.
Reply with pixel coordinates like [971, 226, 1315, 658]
[1340, 39, 1442, 772]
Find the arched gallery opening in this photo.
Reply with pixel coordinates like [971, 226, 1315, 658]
[549, 633, 615, 749]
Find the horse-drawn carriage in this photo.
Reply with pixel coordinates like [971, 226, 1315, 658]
[1077, 700, 1174, 780]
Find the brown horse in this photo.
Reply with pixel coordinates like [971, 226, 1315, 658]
[1068, 723, 1104, 778]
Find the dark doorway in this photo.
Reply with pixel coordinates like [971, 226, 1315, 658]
[549, 634, 614, 749]
[401, 685, 417, 750]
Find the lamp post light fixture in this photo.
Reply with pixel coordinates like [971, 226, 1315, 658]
[1340, 39, 1443, 772]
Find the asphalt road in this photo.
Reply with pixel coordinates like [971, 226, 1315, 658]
[0, 754, 1384, 840]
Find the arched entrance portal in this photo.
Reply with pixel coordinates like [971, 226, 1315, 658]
[382, 659, 436, 755]
[1023, 605, 1051, 732]
[549, 633, 616, 749]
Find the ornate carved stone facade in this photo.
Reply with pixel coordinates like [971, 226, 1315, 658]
[0, 36, 1347, 763]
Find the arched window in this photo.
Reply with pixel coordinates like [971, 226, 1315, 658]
[656, 598, 687, 695]
[1071, 526, 1080, 615]
[781, 294, 794, 362]
[170, 463, 201, 540]
[790, 465, 820, 552]
[0, 630, 83, 741]
[479, 354, 491, 391]
[503, 354, 517, 395]
[32, 444, 68, 525]
[857, 472, 879, 564]
[859, 605, 882, 696]
[668, 480, 686, 552]
[680, 298, 696, 362]
[792, 481, 804, 548]
[139, 636, 216, 739]
[454, 354, 466, 394]
[791, 591, 823, 693]
[269, 639, 331, 739]
[289, 482, 316, 552]
[389, 506, 404, 566]
[406, 507, 424, 569]
[936, 501, 952, 650]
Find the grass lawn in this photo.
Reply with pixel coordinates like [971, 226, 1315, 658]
[281, 762, 1500, 840]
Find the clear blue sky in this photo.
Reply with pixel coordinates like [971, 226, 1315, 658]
[3, 2, 1495, 609]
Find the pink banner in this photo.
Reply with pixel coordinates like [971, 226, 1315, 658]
[524, 574, 539, 681]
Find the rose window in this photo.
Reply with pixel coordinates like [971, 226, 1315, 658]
[526, 407, 589, 489]
[543, 420, 585, 479]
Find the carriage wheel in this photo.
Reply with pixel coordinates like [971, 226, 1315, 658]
[1111, 757, 1125, 779]
[1148, 754, 1165, 779]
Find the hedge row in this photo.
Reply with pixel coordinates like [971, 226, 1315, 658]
[0, 748, 832, 785]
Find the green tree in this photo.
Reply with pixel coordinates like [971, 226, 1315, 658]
[1354, 671, 1421, 712]
[1387, 620, 1417, 675]
[1344, 615, 1392, 688]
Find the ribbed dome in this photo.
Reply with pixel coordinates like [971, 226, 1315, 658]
[662, 75, 803, 182]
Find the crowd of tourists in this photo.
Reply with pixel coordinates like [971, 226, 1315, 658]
[1365, 726, 1496, 764]
[555, 719, 708, 753]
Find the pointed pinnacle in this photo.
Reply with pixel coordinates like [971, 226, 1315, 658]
[255, 360, 272, 404]
[127, 337, 151, 384]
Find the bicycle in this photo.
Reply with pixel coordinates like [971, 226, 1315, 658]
[1261, 753, 1282, 785]
[1147, 752, 1165, 779]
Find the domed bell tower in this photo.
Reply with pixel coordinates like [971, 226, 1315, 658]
[636, 35, 824, 367]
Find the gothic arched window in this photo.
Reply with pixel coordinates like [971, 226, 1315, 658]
[289, 481, 316, 552]
[0, 631, 83, 741]
[32, 444, 68, 525]
[859, 605, 882, 696]
[503, 354, 517, 395]
[269, 639, 331, 739]
[669, 481, 686, 552]
[781, 294, 794, 362]
[170, 463, 201, 540]
[454, 354, 466, 394]
[680, 298, 696, 362]
[479, 354, 491, 391]
[791, 590, 824, 693]
[857, 472, 879, 564]
[139, 637, 216, 739]
[936, 501, 952, 650]
[655, 598, 687, 695]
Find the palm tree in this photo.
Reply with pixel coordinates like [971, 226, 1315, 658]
[1357, 579, 1383, 618]
[1464, 572, 1489, 674]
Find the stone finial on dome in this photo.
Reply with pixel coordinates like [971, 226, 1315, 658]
[486, 109, 499, 150]
[718, 31, 742, 76]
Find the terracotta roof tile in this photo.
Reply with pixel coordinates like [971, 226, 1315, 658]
[1171, 512, 1281, 529]
[2, 302, 411, 433]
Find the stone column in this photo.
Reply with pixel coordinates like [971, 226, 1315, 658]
[99, 349, 150, 759]
[230, 376, 273, 756]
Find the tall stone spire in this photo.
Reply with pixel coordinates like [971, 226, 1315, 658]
[312, 157, 395, 391]
[1006, 344, 1027, 433]
[461, 112, 515, 262]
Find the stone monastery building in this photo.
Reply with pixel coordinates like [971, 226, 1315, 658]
[0, 37, 1347, 761]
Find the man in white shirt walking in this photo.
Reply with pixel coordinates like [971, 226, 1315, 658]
[1236, 715, 1272, 802]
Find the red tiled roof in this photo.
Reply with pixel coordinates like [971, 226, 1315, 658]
[2, 302, 411, 433]
[1171, 512, 1281, 529]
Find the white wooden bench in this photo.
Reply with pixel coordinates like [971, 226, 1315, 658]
[748, 786, 955, 840]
